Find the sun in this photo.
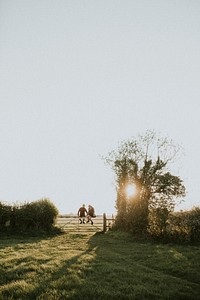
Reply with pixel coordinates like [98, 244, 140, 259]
[126, 183, 137, 198]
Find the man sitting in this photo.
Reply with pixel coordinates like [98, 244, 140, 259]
[77, 204, 87, 224]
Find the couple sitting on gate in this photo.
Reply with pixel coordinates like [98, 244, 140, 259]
[78, 204, 96, 225]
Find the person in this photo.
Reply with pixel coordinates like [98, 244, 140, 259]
[77, 204, 87, 224]
[86, 205, 95, 225]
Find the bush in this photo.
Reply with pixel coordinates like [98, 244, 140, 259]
[188, 207, 200, 242]
[31, 198, 59, 232]
[148, 207, 170, 239]
[1, 198, 59, 234]
[166, 207, 200, 243]
[0, 202, 12, 231]
[114, 198, 149, 235]
[114, 204, 200, 244]
[126, 202, 149, 235]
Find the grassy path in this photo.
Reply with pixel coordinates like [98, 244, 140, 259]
[0, 231, 200, 299]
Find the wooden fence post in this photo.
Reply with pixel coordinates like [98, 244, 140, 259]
[103, 213, 106, 232]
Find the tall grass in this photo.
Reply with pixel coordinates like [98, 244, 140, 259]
[0, 231, 199, 299]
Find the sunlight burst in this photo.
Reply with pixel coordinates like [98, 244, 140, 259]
[126, 184, 137, 198]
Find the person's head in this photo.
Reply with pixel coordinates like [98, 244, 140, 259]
[82, 204, 85, 207]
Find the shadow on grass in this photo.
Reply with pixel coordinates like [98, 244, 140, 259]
[6, 233, 98, 300]
[1, 231, 200, 299]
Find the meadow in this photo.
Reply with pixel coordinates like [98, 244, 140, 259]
[0, 231, 200, 299]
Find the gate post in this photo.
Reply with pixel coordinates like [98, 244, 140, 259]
[103, 213, 106, 232]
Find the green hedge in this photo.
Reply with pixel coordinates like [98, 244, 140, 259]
[0, 202, 12, 231]
[0, 198, 59, 234]
[147, 206, 200, 243]
[148, 207, 170, 238]
[166, 207, 200, 243]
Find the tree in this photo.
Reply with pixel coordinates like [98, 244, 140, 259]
[104, 130, 186, 234]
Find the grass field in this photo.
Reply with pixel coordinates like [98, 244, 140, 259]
[0, 231, 200, 299]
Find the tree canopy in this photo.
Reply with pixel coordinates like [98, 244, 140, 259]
[104, 130, 186, 234]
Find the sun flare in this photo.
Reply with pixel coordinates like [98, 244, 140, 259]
[126, 184, 137, 198]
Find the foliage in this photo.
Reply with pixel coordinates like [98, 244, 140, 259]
[104, 130, 186, 234]
[0, 198, 59, 234]
[166, 207, 200, 243]
[0, 202, 12, 231]
[148, 207, 171, 239]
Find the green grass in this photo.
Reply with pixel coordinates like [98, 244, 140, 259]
[0, 231, 199, 299]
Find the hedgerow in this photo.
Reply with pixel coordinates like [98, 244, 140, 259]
[0, 202, 12, 231]
[147, 206, 200, 243]
[166, 207, 200, 243]
[0, 198, 59, 234]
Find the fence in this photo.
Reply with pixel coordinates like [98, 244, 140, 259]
[56, 213, 115, 233]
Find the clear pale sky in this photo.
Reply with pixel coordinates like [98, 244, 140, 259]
[0, 0, 200, 214]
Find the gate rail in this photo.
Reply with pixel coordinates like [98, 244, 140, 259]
[56, 213, 115, 233]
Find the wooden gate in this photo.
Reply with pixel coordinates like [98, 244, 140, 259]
[56, 214, 115, 233]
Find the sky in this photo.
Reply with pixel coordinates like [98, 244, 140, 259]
[0, 0, 200, 215]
